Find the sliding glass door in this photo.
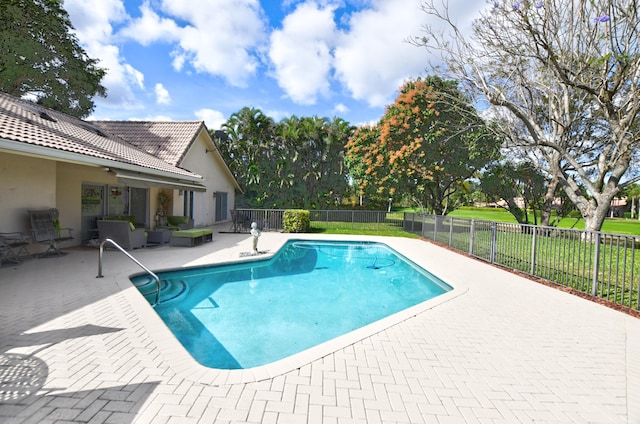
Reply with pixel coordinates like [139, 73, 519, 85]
[81, 183, 148, 244]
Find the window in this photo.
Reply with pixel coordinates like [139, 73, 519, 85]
[215, 192, 228, 221]
[183, 191, 194, 218]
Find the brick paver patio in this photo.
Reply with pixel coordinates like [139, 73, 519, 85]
[1, 227, 638, 423]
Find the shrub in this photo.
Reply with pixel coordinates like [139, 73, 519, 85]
[567, 210, 582, 219]
[283, 210, 310, 233]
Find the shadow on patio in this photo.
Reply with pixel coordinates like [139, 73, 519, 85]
[1, 324, 159, 422]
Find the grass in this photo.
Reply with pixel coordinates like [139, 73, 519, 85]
[310, 220, 420, 238]
[445, 207, 520, 223]
[423, 206, 640, 235]
[314, 206, 640, 237]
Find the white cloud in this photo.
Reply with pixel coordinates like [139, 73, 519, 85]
[65, 0, 486, 125]
[158, 0, 268, 86]
[333, 0, 431, 108]
[194, 108, 226, 130]
[154, 83, 171, 104]
[334, 0, 484, 108]
[65, 0, 145, 109]
[264, 109, 291, 123]
[118, 1, 181, 45]
[268, 2, 337, 105]
[333, 103, 348, 114]
[65, 0, 127, 41]
[266, 0, 484, 109]
[66, 0, 268, 111]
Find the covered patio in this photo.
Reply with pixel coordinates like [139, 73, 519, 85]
[0, 225, 638, 423]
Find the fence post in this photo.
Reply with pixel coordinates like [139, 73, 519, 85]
[421, 214, 426, 238]
[449, 218, 453, 247]
[591, 232, 601, 296]
[530, 226, 537, 275]
[433, 215, 439, 241]
[490, 222, 497, 263]
[469, 219, 475, 255]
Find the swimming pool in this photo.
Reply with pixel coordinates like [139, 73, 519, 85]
[130, 240, 452, 369]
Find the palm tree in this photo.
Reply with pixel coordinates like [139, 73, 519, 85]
[624, 184, 640, 220]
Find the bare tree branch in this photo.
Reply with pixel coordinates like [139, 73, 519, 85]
[412, 0, 640, 230]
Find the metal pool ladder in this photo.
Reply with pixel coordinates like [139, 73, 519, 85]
[96, 238, 161, 306]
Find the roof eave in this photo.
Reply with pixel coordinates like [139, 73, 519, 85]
[0, 138, 204, 183]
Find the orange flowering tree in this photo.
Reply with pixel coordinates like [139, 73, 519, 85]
[344, 125, 386, 205]
[346, 76, 500, 214]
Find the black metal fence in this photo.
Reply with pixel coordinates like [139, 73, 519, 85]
[308, 210, 403, 231]
[404, 213, 640, 311]
[230, 209, 403, 233]
[230, 209, 286, 232]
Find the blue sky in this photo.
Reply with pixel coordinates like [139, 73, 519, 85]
[64, 0, 483, 129]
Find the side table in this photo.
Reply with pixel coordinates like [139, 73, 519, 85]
[147, 229, 173, 245]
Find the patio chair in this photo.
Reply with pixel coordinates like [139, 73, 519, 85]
[97, 220, 146, 250]
[0, 232, 30, 266]
[0, 236, 19, 266]
[28, 209, 74, 257]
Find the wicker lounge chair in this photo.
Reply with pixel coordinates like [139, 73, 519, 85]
[28, 209, 74, 257]
[97, 220, 147, 250]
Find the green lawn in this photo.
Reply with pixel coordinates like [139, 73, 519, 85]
[446, 207, 518, 223]
[435, 207, 640, 236]
[310, 221, 420, 238]
[321, 206, 640, 236]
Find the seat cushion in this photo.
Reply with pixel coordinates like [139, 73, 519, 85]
[167, 216, 190, 226]
[172, 229, 205, 238]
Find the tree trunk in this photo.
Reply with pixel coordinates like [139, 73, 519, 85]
[540, 173, 559, 227]
[557, 150, 624, 232]
[583, 203, 611, 232]
[571, 185, 619, 232]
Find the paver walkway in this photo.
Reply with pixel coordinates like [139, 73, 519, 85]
[0, 228, 638, 423]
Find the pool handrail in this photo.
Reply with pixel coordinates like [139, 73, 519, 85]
[96, 238, 161, 306]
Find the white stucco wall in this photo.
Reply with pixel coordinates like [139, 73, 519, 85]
[0, 152, 56, 233]
[177, 130, 237, 227]
[0, 151, 119, 249]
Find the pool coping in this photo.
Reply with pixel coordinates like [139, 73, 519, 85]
[114, 235, 468, 385]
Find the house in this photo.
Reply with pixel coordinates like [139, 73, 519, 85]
[0, 91, 240, 250]
[91, 120, 241, 228]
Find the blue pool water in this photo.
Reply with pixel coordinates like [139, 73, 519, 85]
[130, 240, 452, 369]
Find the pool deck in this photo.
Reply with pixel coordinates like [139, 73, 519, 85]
[1, 225, 639, 423]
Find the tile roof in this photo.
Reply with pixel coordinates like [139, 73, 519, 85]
[0, 92, 201, 180]
[91, 120, 204, 167]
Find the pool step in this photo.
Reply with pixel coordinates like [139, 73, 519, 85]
[134, 277, 188, 305]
